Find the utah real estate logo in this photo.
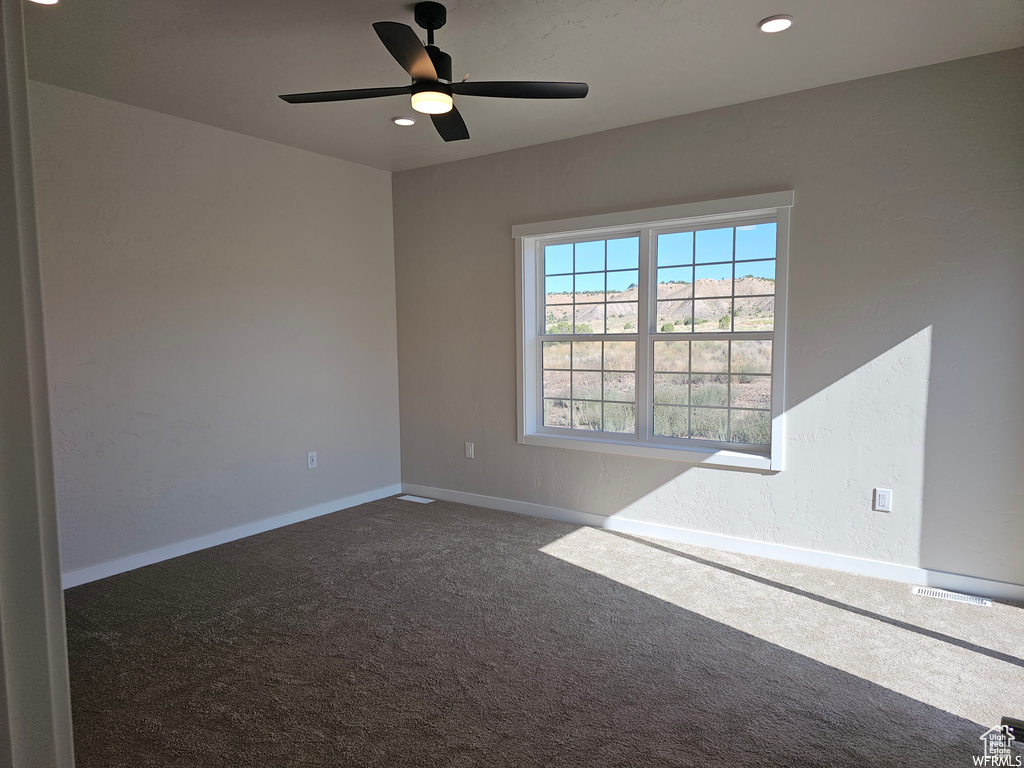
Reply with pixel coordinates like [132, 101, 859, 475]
[976, 725, 1021, 767]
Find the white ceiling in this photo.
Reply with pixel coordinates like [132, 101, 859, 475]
[24, 0, 1024, 172]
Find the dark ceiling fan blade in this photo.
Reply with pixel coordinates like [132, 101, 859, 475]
[279, 85, 411, 104]
[451, 81, 588, 99]
[430, 107, 469, 142]
[372, 21, 437, 81]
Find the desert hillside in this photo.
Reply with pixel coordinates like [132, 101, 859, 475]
[545, 277, 775, 333]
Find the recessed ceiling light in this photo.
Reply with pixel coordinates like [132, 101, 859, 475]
[759, 14, 793, 33]
[29, 0, 60, 4]
[392, 116, 416, 127]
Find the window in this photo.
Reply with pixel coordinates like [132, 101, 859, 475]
[514, 192, 792, 471]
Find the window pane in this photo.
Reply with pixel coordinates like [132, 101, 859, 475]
[734, 260, 775, 296]
[544, 243, 573, 274]
[572, 341, 602, 370]
[730, 375, 771, 409]
[603, 403, 635, 434]
[694, 263, 733, 298]
[603, 372, 635, 402]
[695, 227, 733, 264]
[654, 405, 688, 437]
[574, 271, 605, 302]
[691, 341, 729, 372]
[733, 297, 774, 331]
[545, 306, 572, 334]
[604, 341, 635, 371]
[574, 240, 604, 272]
[572, 371, 601, 400]
[607, 237, 639, 270]
[691, 298, 729, 331]
[543, 370, 570, 399]
[730, 409, 771, 445]
[543, 398, 570, 427]
[656, 301, 692, 333]
[545, 275, 573, 304]
[731, 340, 772, 374]
[606, 269, 638, 297]
[653, 341, 689, 372]
[542, 341, 571, 369]
[690, 374, 729, 407]
[654, 373, 689, 404]
[574, 304, 604, 334]
[690, 407, 728, 441]
[735, 222, 776, 261]
[657, 267, 693, 300]
[605, 302, 638, 334]
[657, 232, 693, 266]
[572, 401, 602, 431]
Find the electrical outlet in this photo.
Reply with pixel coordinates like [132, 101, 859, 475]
[465, 442, 474, 459]
[307, 451, 317, 469]
[874, 488, 892, 512]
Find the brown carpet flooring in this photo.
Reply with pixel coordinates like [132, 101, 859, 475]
[64, 495, 1020, 767]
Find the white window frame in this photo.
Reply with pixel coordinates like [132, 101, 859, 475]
[514, 191, 793, 472]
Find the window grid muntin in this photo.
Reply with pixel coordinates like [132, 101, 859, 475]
[646, 217, 776, 449]
[654, 221, 777, 335]
[541, 339, 638, 435]
[649, 216, 777, 447]
[650, 337, 773, 445]
[542, 234, 641, 336]
[535, 211, 778, 454]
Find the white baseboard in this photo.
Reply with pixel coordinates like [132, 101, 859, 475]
[401, 483, 1024, 602]
[62, 484, 403, 589]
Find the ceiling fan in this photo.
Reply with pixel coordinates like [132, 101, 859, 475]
[279, 1, 589, 142]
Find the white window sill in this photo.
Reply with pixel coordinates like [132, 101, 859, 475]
[520, 432, 778, 472]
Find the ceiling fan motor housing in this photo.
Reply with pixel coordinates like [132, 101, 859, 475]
[426, 46, 453, 83]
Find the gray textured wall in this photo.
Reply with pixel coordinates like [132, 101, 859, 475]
[30, 83, 401, 573]
[393, 49, 1024, 585]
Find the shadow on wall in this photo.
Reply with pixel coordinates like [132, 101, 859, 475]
[537, 255, 1020, 589]
[916, 208, 1024, 585]
[571, 172, 1022, 587]
[412, 206, 1020, 585]
[394, 50, 1024, 588]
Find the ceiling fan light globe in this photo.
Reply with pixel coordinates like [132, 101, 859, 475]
[411, 91, 453, 114]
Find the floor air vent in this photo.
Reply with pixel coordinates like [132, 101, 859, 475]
[912, 586, 991, 607]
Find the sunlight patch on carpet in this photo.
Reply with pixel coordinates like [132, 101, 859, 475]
[540, 527, 1024, 726]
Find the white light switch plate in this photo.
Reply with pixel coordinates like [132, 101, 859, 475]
[874, 488, 892, 512]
